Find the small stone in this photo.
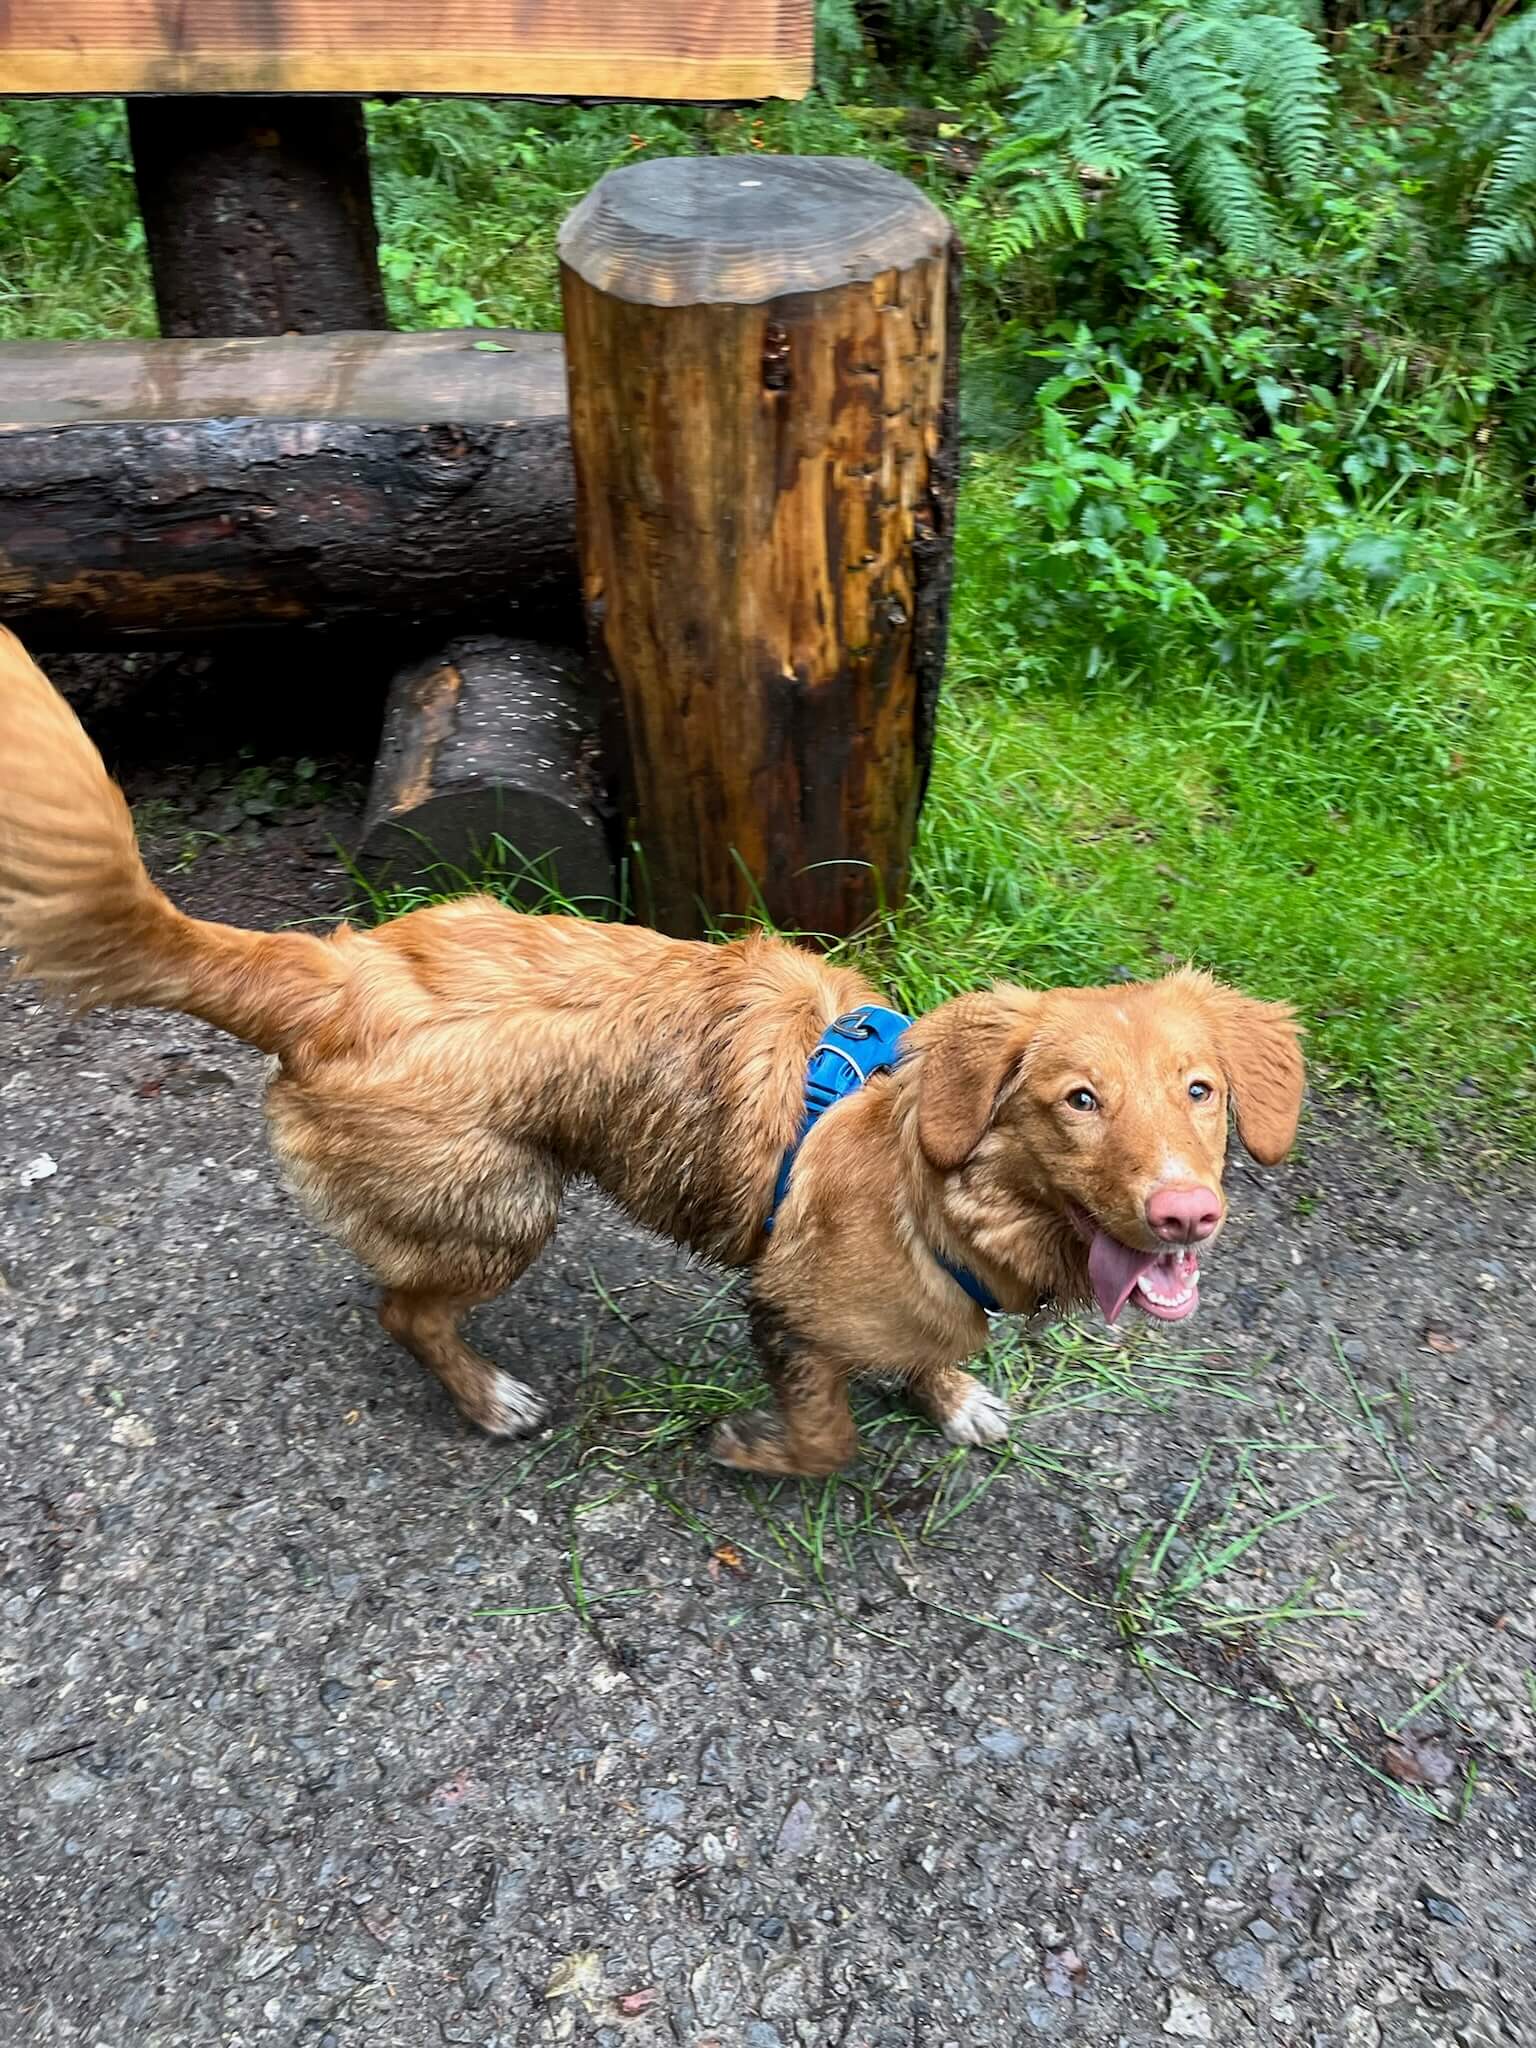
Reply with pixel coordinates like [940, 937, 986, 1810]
[1430, 1955, 1473, 1998]
[464, 1958, 502, 2006]
[1150, 1934, 1182, 1980]
[757, 1918, 786, 1942]
[109, 1413, 157, 1448]
[977, 1727, 1027, 1762]
[884, 1727, 935, 1768]
[774, 1798, 817, 1859]
[1212, 1938, 1266, 1996]
[235, 1928, 297, 1981]
[452, 1555, 482, 1576]
[1247, 1919, 1282, 1945]
[44, 1768, 99, 1805]
[318, 1680, 353, 1709]
[1163, 1989, 1214, 2041]
[1419, 1892, 1466, 1925]
[1340, 1338, 1368, 1364]
[1023, 1990, 1060, 2033]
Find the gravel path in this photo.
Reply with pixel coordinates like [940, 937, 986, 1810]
[1, 705, 1532, 2047]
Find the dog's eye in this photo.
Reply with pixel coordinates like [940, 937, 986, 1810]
[1065, 1087, 1099, 1113]
[1188, 1080, 1214, 1102]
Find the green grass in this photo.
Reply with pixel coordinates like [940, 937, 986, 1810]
[885, 469, 1536, 1145]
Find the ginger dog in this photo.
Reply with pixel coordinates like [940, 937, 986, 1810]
[0, 628, 1304, 1476]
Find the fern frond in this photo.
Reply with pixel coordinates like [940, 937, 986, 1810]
[981, 153, 1088, 262]
[1183, 141, 1275, 264]
[1480, 91, 1536, 218]
[1468, 200, 1536, 274]
[978, 0, 1333, 272]
[1247, 17, 1333, 196]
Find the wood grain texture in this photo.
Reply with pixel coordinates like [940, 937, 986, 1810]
[0, 329, 566, 428]
[128, 96, 388, 337]
[358, 636, 615, 906]
[559, 154, 951, 305]
[560, 155, 959, 941]
[0, 0, 812, 98]
[0, 331, 577, 648]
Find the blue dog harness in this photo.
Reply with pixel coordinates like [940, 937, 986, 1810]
[763, 1006, 1002, 1315]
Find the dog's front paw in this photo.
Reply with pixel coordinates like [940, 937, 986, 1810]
[940, 1379, 1012, 1448]
[710, 1411, 786, 1473]
[710, 1411, 854, 1479]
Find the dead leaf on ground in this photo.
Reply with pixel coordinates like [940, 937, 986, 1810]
[1383, 1732, 1457, 1789]
[545, 1951, 604, 2005]
[1422, 1327, 1461, 1354]
[1043, 1946, 1087, 1997]
[709, 1542, 747, 1578]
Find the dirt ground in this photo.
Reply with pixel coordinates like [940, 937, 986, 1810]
[1, 661, 1532, 2046]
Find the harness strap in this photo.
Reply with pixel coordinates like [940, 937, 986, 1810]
[764, 1005, 1002, 1317]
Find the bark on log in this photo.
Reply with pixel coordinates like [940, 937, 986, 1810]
[128, 96, 389, 338]
[0, 331, 577, 649]
[357, 636, 615, 908]
[559, 154, 959, 941]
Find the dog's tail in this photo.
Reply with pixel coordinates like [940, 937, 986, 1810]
[0, 626, 346, 1057]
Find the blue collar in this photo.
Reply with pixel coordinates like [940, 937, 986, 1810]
[763, 1006, 1002, 1317]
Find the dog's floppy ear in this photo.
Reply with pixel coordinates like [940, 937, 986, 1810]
[914, 991, 1039, 1174]
[1191, 978, 1306, 1165]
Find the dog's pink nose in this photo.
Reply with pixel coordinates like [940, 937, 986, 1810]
[1147, 1184, 1222, 1244]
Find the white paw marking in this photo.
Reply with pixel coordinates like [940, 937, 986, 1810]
[481, 1369, 546, 1438]
[942, 1382, 1012, 1447]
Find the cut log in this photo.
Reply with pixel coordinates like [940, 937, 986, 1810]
[128, 96, 389, 338]
[0, 330, 577, 649]
[357, 636, 616, 909]
[559, 155, 960, 941]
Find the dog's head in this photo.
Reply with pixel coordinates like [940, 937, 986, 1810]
[911, 970, 1304, 1325]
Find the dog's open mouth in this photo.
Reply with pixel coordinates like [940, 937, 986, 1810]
[1071, 1209, 1202, 1325]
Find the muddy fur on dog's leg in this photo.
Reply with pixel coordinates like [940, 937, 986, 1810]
[378, 1288, 546, 1438]
[712, 1298, 858, 1477]
[910, 1363, 1013, 1448]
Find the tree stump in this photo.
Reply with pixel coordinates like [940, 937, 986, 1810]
[559, 154, 960, 941]
[128, 96, 389, 337]
[357, 636, 615, 909]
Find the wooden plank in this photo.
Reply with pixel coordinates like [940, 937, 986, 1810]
[0, 0, 813, 99]
[0, 329, 568, 429]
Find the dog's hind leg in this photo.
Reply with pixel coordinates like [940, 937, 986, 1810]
[379, 1277, 549, 1438]
[275, 1103, 565, 1440]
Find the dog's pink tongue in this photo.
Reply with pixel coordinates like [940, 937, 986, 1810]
[1088, 1231, 1161, 1325]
